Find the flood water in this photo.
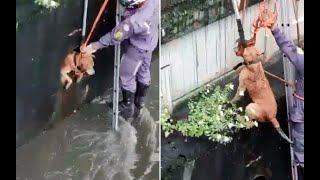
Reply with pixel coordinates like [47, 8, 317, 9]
[16, 57, 160, 180]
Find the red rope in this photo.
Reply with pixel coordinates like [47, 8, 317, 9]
[81, 0, 110, 49]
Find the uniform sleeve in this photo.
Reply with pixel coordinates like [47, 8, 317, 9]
[271, 26, 304, 71]
[98, 19, 134, 46]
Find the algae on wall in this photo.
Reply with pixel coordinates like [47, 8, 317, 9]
[161, 0, 262, 44]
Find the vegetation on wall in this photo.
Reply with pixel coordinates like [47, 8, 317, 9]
[34, 0, 60, 9]
[161, 0, 263, 43]
[16, 0, 63, 31]
[161, 83, 257, 144]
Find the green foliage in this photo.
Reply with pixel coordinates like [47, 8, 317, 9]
[161, 83, 257, 144]
[34, 0, 60, 9]
[160, 106, 175, 138]
[16, 0, 62, 32]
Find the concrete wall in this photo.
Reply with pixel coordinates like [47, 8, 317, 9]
[160, 0, 304, 112]
[16, 0, 117, 147]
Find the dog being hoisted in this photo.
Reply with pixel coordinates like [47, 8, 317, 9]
[231, 0, 293, 144]
[60, 49, 95, 90]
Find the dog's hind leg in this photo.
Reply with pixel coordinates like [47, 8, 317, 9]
[61, 73, 73, 90]
[246, 103, 266, 121]
[246, 103, 293, 144]
[270, 118, 293, 144]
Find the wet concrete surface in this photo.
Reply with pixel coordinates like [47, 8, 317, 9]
[161, 54, 291, 180]
[16, 55, 160, 180]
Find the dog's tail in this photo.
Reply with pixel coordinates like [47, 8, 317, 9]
[270, 117, 293, 144]
[276, 127, 293, 144]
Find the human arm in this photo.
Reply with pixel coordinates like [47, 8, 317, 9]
[263, 14, 304, 71]
[81, 19, 134, 54]
[98, 19, 134, 46]
[271, 25, 303, 71]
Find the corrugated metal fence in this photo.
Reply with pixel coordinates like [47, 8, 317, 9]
[160, 0, 304, 112]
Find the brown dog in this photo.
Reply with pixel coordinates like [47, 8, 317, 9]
[232, 46, 293, 144]
[60, 51, 95, 90]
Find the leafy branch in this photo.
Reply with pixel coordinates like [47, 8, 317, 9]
[161, 83, 258, 144]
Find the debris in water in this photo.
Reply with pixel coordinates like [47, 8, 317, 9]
[67, 29, 82, 37]
[31, 58, 34, 61]
[246, 156, 262, 167]
[74, 110, 77, 113]
[184, 139, 188, 142]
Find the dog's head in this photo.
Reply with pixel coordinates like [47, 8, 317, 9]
[234, 40, 264, 65]
[242, 46, 261, 62]
[75, 53, 95, 75]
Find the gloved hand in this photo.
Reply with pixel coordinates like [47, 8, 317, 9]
[262, 13, 277, 30]
[81, 41, 105, 55]
[81, 44, 97, 55]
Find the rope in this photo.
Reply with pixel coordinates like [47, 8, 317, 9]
[264, 70, 304, 101]
[81, 0, 110, 49]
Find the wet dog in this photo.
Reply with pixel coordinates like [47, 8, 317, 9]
[60, 51, 95, 90]
[232, 46, 293, 144]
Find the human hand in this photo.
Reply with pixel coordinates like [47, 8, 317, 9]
[262, 13, 277, 30]
[81, 44, 97, 55]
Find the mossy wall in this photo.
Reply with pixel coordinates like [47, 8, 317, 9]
[161, 0, 262, 44]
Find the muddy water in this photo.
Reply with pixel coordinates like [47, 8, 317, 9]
[16, 57, 160, 180]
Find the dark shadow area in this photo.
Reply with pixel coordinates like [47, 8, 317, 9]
[252, 176, 268, 180]
[16, 0, 116, 148]
[161, 53, 292, 180]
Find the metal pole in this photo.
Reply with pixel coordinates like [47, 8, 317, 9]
[82, 0, 89, 39]
[232, 0, 241, 19]
[279, 0, 298, 179]
[112, 1, 122, 131]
